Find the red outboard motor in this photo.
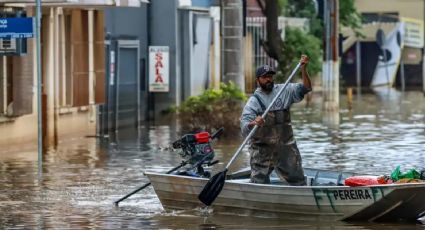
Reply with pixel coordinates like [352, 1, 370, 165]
[172, 128, 223, 177]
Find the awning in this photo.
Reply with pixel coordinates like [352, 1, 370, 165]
[342, 22, 398, 53]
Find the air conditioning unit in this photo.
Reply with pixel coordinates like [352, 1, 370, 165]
[0, 38, 26, 56]
[0, 38, 17, 52]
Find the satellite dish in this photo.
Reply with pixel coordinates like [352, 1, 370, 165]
[376, 29, 386, 47]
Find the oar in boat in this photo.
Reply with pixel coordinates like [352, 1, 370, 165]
[198, 62, 302, 206]
[114, 127, 224, 206]
[113, 161, 187, 206]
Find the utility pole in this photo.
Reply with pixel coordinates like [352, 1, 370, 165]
[423, 0, 425, 96]
[221, 0, 244, 91]
[36, 0, 43, 176]
[322, 0, 339, 127]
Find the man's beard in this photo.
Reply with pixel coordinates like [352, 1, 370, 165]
[259, 81, 274, 92]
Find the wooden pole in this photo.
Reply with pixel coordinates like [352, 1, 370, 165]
[347, 87, 353, 110]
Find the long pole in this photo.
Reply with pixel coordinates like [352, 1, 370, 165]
[224, 63, 301, 169]
[198, 63, 301, 206]
[36, 0, 43, 177]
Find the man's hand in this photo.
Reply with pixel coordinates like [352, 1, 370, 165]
[300, 54, 312, 90]
[300, 54, 309, 67]
[249, 116, 265, 128]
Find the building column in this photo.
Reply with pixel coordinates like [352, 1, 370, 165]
[52, 7, 61, 146]
[45, 7, 56, 147]
[88, 10, 96, 122]
[221, 0, 244, 92]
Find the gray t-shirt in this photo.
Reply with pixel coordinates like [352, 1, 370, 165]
[240, 83, 310, 136]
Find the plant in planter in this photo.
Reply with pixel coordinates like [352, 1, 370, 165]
[173, 82, 247, 137]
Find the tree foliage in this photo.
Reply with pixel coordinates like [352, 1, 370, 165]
[339, 0, 363, 36]
[277, 28, 322, 81]
[258, 0, 363, 78]
[283, 0, 363, 37]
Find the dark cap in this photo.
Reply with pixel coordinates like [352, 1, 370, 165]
[256, 65, 276, 78]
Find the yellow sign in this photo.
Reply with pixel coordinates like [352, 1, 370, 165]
[401, 17, 424, 48]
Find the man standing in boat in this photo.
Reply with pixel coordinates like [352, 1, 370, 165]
[240, 55, 312, 185]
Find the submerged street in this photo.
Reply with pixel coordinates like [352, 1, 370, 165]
[1, 90, 425, 229]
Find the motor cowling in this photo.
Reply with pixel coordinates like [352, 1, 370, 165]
[172, 131, 215, 165]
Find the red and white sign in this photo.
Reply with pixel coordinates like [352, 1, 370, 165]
[149, 46, 169, 92]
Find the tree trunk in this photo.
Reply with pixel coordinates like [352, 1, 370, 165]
[257, 0, 285, 71]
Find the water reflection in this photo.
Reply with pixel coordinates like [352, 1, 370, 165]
[0, 90, 425, 228]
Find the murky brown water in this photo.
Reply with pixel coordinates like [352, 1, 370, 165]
[1, 89, 425, 229]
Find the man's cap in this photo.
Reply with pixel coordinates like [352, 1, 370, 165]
[256, 65, 276, 78]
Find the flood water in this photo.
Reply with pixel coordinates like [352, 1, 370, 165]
[1, 89, 425, 229]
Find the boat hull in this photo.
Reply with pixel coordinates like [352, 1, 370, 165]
[145, 172, 425, 222]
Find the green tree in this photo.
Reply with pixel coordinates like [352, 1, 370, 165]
[339, 0, 363, 36]
[257, 0, 362, 77]
[277, 28, 322, 81]
[283, 0, 363, 37]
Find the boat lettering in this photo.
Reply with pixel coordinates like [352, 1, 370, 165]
[332, 189, 372, 200]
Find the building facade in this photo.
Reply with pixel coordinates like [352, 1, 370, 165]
[341, 0, 425, 88]
[0, 0, 217, 149]
[0, 0, 146, 151]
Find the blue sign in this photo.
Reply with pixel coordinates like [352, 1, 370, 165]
[0, 18, 34, 39]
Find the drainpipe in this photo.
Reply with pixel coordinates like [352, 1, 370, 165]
[88, 10, 95, 122]
[2, 57, 6, 114]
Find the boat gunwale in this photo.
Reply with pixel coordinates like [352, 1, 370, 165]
[144, 171, 425, 190]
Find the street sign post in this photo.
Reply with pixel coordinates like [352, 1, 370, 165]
[35, 0, 43, 178]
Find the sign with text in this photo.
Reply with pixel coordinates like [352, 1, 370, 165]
[401, 17, 423, 48]
[149, 46, 169, 92]
[0, 18, 34, 38]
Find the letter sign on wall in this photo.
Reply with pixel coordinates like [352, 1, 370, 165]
[149, 46, 169, 92]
